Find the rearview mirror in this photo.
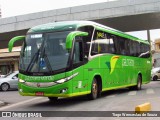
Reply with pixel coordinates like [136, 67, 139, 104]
[8, 36, 25, 52]
[66, 31, 88, 50]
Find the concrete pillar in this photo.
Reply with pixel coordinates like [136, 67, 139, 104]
[147, 30, 151, 44]
[14, 61, 19, 71]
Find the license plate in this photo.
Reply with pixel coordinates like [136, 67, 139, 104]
[35, 92, 44, 96]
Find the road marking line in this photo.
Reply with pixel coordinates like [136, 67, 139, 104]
[0, 97, 43, 110]
[128, 91, 137, 96]
[146, 88, 154, 94]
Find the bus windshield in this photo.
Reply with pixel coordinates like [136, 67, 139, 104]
[19, 31, 71, 73]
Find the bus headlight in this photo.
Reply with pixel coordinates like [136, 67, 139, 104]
[56, 78, 67, 84]
[19, 79, 25, 83]
[55, 72, 79, 84]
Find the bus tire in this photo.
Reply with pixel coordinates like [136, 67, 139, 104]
[135, 75, 142, 90]
[129, 75, 142, 90]
[48, 97, 58, 102]
[87, 78, 99, 100]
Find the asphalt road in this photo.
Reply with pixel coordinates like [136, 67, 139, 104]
[0, 80, 160, 120]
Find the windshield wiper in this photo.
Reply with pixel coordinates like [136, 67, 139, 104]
[26, 49, 40, 72]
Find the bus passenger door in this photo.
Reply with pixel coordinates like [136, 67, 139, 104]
[72, 40, 88, 94]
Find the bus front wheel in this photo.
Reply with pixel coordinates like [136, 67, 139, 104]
[88, 78, 100, 100]
[129, 75, 142, 90]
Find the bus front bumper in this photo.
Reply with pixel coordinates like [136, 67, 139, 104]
[18, 81, 90, 98]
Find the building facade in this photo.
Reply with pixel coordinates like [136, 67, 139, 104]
[154, 38, 160, 52]
[0, 47, 20, 75]
[152, 38, 160, 68]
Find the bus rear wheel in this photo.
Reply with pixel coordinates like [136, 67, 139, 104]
[48, 97, 58, 102]
[88, 78, 100, 100]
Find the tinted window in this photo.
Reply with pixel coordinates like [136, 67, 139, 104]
[139, 43, 150, 58]
[73, 41, 83, 64]
[91, 30, 115, 55]
[90, 29, 150, 58]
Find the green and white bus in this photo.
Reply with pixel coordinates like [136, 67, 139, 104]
[8, 21, 151, 100]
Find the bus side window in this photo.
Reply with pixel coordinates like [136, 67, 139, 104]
[109, 38, 115, 54]
[111, 35, 119, 55]
[124, 39, 130, 56]
[118, 37, 126, 55]
[91, 30, 116, 55]
[136, 42, 141, 57]
[113, 36, 131, 56]
[132, 41, 137, 57]
[139, 43, 150, 58]
[84, 41, 91, 58]
[129, 40, 134, 56]
[91, 39, 98, 55]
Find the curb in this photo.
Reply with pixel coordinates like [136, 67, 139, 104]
[0, 101, 5, 107]
[135, 102, 151, 113]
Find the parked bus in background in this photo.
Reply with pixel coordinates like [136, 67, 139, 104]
[8, 21, 152, 101]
